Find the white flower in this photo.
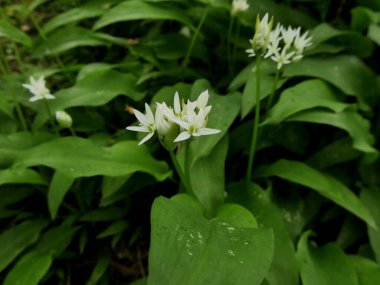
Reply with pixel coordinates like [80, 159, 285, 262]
[293, 30, 312, 54]
[126, 103, 156, 145]
[250, 13, 273, 55]
[55, 110, 72, 128]
[22, 76, 55, 102]
[155, 102, 173, 136]
[173, 107, 221, 142]
[231, 0, 249, 16]
[271, 47, 295, 70]
[281, 26, 298, 47]
[179, 26, 191, 38]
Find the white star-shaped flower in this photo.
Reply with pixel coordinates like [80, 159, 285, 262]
[294, 30, 312, 53]
[271, 47, 295, 70]
[22, 76, 55, 102]
[126, 103, 156, 145]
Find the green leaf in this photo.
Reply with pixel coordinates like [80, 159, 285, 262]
[33, 26, 112, 57]
[228, 182, 299, 285]
[368, 24, 380, 45]
[0, 19, 32, 47]
[3, 251, 52, 285]
[190, 135, 228, 217]
[80, 207, 127, 222]
[360, 187, 380, 263]
[286, 109, 378, 154]
[0, 90, 13, 119]
[42, 0, 114, 34]
[93, 0, 193, 30]
[283, 55, 378, 106]
[0, 219, 48, 272]
[297, 231, 358, 285]
[255, 159, 376, 228]
[14, 137, 171, 181]
[32, 69, 145, 129]
[0, 187, 34, 208]
[262, 80, 349, 125]
[148, 194, 274, 285]
[350, 255, 380, 285]
[87, 257, 109, 285]
[216, 203, 257, 228]
[97, 221, 129, 239]
[34, 225, 80, 257]
[0, 168, 46, 186]
[48, 171, 76, 219]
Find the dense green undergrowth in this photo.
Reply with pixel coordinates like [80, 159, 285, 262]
[1, 0, 380, 284]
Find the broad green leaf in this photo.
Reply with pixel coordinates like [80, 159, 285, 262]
[350, 255, 380, 285]
[283, 55, 378, 106]
[307, 137, 361, 169]
[3, 251, 52, 285]
[228, 182, 299, 285]
[34, 225, 80, 257]
[0, 187, 34, 208]
[87, 257, 109, 285]
[48, 171, 75, 219]
[14, 137, 171, 181]
[216, 203, 257, 228]
[148, 194, 274, 285]
[0, 168, 46, 185]
[351, 7, 380, 32]
[286, 109, 377, 154]
[42, 0, 114, 34]
[360, 187, 380, 263]
[97, 221, 129, 239]
[0, 19, 32, 47]
[93, 0, 193, 30]
[0, 132, 53, 149]
[190, 135, 228, 217]
[32, 69, 145, 129]
[297, 231, 358, 285]
[262, 80, 349, 125]
[255, 159, 376, 228]
[33, 26, 113, 57]
[242, 70, 286, 118]
[0, 219, 48, 272]
[368, 24, 380, 45]
[0, 90, 13, 118]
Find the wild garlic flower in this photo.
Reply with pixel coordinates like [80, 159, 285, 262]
[55, 110, 73, 128]
[126, 103, 156, 145]
[231, 0, 249, 16]
[126, 90, 220, 145]
[245, 13, 273, 57]
[270, 47, 295, 70]
[22, 76, 55, 102]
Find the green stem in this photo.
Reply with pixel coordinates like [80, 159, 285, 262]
[182, 8, 209, 67]
[169, 149, 193, 195]
[69, 127, 76, 137]
[246, 56, 262, 181]
[265, 68, 280, 116]
[227, 15, 235, 75]
[43, 100, 59, 135]
[184, 140, 192, 191]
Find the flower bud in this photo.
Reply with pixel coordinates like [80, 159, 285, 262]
[55, 110, 73, 128]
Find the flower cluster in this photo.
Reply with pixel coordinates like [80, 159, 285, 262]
[231, 0, 249, 16]
[126, 90, 221, 147]
[246, 14, 312, 69]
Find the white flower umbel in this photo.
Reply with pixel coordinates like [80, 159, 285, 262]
[231, 0, 249, 16]
[126, 103, 156, 145]
[22, 76, 55, 102]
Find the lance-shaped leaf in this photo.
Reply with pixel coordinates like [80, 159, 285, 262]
[0, 19, 32, 47]
[0, 168, 46, 185]
[255, 159, 376, 228]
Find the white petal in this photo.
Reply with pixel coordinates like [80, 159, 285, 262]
[126, 126, 149, 132]
[170, 117, 190, 129]
[45, 94, 56, 99]
[196, 90, 209, 109]
[139, 132, 155, 145]
[174, 131, 191, 142]
[133, 109, 149, 126]
[144, 103, 154, 123]
[29, 96, 41, 102]
[197, 127, 221, 136]
[174, 91, 181, 114]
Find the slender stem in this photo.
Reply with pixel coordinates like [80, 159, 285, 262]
[182, 8, 209, 67]
[69, 127, 76, 137]
[265, 68, 280, 116]
[43, 100, 59, 135]
[184, 140, 192, 191]
[227, 15, 235, 75]
[169, 149, 193, 195]
[246, 56, 262, 181]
